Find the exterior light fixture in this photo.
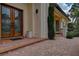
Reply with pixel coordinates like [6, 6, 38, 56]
[36, 9, 38, 14]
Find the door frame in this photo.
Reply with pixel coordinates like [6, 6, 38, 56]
[55, 20, 60, 33]
[0, 3, 23, 38]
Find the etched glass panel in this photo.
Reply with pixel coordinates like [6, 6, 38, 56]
[2, 6, 11, 34]
[14, 9, 21, 32]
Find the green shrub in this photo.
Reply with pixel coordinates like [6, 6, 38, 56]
[66, 23, 74, 39]
[73, 31, 79, 37]
[66, 31, 74, 39]
[68, 23, 74, 31]
[48, 6, 55, 40]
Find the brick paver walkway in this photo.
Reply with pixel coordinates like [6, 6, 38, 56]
[1, 36, 79, 56]
[0, 38, 46, 54]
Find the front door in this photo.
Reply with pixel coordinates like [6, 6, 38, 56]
[56, 20, 60, 32]
[13, 9, 23, 37]
[1, 4, 23, 38]
[1, 5, 12, 38]
[56, 20, 60, 34]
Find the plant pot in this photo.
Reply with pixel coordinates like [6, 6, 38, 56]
[28, 31, 32, 38]
[26, 31, 32, 38]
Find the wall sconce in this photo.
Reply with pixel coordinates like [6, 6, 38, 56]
[36, 9, 38, 14]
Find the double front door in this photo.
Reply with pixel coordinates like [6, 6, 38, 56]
[0, 4, 23, 38]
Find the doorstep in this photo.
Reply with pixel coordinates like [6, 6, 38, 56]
[0, 38, 47, 54]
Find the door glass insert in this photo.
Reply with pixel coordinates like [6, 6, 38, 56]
[14, 9, 21, 32]
[2, 6, 11, 34]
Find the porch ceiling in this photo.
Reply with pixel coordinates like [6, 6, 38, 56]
[54, 7, 68, 20]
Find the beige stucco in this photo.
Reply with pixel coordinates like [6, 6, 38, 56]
[32, 3, 49, 39]
[32, 3, 41, 38]
[6, 3, 32, 37]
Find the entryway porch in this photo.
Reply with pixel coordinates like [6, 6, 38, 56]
[0, 38, 47, 54]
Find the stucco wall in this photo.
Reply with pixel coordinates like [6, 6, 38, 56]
[32, 3, 49, 39]
[32, 3, 41, 38]
[7, 3, 32, 37]
[27, 4, 32, 31]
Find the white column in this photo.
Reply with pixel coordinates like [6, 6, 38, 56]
[32, 4, 35, 38]
[40, 3, 49, 39]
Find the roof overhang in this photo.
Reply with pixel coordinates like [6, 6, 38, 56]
[50, 3, 70, 21]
